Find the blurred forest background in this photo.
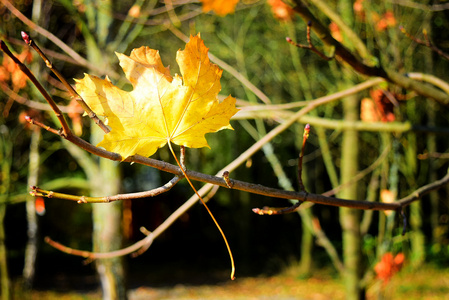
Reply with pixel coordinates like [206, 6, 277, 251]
[1, 0, 449, 299]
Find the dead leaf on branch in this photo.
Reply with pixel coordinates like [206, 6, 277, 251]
[75, 34, 238, 159]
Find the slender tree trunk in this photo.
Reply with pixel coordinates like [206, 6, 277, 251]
[23, 128, 41, 288]
[0, 125, 12, 300]
[338, 95, 363, 300]
[90, 126, 126, 300]
[0, 203, 10, 300]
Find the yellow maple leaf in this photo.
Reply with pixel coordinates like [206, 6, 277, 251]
[75, 34, 238, 159]
[200, 0, 239, 16]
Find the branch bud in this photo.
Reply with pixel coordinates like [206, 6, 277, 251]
[21, 31, 31, 45]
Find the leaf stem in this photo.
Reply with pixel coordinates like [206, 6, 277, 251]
[167, 142, 235, 280]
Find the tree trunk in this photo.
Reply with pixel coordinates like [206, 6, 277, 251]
[0, 123, 12, 300]
[23, 128, 41, 289]
[91, 126, 126, 300]
[0, 203, 10, 300]
[338, 95, 363, 300]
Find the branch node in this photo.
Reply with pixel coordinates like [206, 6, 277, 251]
[400, 25, 449, 61]
[222, 171, 234, 189]
[77, 196, 87, 204]
[286, 22, 333, 61]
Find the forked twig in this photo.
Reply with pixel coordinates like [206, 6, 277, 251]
[286, 21, 334, 61]
[0, 0, 113, 76]
[30, 175, 182, 203]
[0, 40, 71, 136]
[21, 31, 110, 133]
[400, 26, 449, 61]
[43, 151, 187, 259]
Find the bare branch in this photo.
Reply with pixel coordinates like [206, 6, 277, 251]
[1, 40, 71, 136]
[286, 22, 334, 61]
[30, 175, 182, 203]
[400, 26, 449, 61]
[396, 168, 449, 207]
[0, 0, 115, 76]
[290, 0, 449, 105]
[0, 82, 83, 113]
[21, 31, 110, 133]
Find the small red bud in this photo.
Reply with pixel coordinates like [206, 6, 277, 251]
[25, 115, 32, 123]
[21, 31, 30, 44]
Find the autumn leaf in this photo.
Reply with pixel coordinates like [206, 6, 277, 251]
[75, 34, 238, 159]
[370, 89, 396, 122]
[200, 0, 239, 16]
[360, 98, 380, 122]
[329, 22, 343, 42]
[0, 48, 32, 90]
[374, 252, 405, 285]
[267, 0, 294, 21]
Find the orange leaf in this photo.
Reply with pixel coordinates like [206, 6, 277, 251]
[68, 99, 83, 136]
[360, 98, 380, 122]
[267, 0, 294, 21]
[353, 0, 365, 20]
[0, 49, 32, 90]
[376, 11, 396, 32]
[35, 197, 46, 216]
[370, 89, 396, 122]
[200, 0, 239, 16]
[374, 252, 405, 285]
[329, 22, 343, 42]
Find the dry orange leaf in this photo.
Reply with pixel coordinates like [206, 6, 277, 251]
[329, 22, 343, 42]
[75, 34, 238, 159]
[200, 0, 239, 16]
[374, 252, 405, 285]
[268, 0, 294, 21]
[360, 98, 380, 122]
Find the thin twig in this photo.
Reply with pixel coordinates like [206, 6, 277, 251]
[0, 40, 71, 136]
[396, 167, 449, 207]
[0, 0, 112, 76]
[0, 81, 83, 113]
[167, 25, 272, 105]
[24, 116, 60, 135]
[298, 123, 311, 191]
[21, 31, 110, 133]
[286, 21, 334, 61]
[400, 26, 449, 61]
[45, 230, 155, 260]
[30, 175, 182, 203]
[291, 0, 449, 105]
